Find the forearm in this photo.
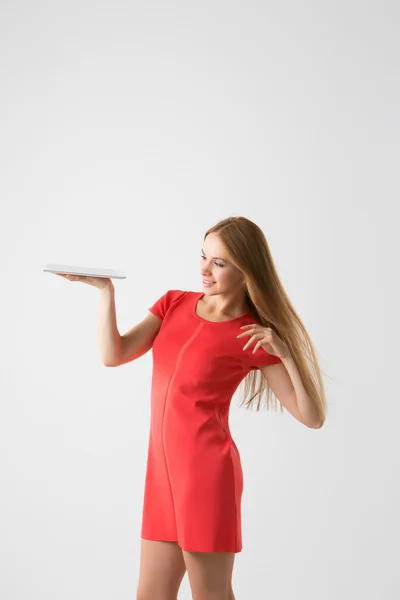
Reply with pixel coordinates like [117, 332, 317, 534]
[98, 282, 122, 366]
[281, 354, 323, 427]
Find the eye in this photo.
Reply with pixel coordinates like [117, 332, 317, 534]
[200, 254, 223, 267]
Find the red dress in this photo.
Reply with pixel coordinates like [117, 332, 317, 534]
[140, 290, 282, 553]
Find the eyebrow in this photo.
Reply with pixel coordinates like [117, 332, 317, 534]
[201, 249, 227, 262]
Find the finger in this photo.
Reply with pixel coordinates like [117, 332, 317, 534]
[243, 333, 264, 351]
[252, 341, 262, 353]
[65, 274, 81, 282]
[54, 273, 84, 282]
[242, 334, 257, 351]
[237, 327, 257, 338]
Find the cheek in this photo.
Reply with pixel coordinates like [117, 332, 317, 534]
[216, 269, 228, 281]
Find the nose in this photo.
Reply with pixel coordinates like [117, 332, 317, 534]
[200, 262, 212, 277]
[201, 268, 215, 279]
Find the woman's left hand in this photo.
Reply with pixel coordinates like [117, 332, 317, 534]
[237, 324, 290, 359]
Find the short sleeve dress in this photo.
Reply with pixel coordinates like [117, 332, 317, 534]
[140, 289, 282, 553]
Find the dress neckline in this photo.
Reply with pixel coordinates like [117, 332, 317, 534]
[193, 292, 252, 324]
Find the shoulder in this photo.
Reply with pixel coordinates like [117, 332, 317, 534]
[148, 289, 190, 321]
[164, 289, 189, 301]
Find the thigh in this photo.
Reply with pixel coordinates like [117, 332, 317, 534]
[182, 550, 235, 600]
[136, 539, 187, 600]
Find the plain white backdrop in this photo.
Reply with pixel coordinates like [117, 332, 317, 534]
[1, 1, 399, 598]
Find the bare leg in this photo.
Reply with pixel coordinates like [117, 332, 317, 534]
[136, 538, 187, 600]
[182, 549, 236, 600]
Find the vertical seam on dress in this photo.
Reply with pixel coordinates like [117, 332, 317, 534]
[218, 404, 239, 551]
[161, 321, 203, 538]
[229, 443, 239, 552]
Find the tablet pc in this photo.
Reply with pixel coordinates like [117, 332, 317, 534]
[43, 263, 126, 279]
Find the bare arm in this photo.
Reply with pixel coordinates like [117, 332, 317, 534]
[98, 282, 123, 366]
[55, 273, 161, 367]
[98, 283, 162, 366]
[118, 312, 162, 366]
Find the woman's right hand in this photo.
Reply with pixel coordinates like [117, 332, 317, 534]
[54, 273, 113, 291]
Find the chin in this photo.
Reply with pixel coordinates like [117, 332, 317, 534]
[202, 285, 217, 292]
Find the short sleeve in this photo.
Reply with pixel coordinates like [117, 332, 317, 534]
[247, 345, 282, 371]
[148, 289, 187, 321]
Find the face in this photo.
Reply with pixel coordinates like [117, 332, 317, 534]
[200, 233, 245, 294]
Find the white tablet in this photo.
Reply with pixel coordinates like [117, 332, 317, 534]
[43, 263, 126, 279]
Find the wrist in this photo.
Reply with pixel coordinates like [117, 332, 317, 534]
[100, 279, 114, 293]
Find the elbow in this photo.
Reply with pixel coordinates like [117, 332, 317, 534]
[103, 340, 124, 367]
[103, 358, 120, 367]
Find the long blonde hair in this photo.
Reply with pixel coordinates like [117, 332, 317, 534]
[204, 216, 327, 422]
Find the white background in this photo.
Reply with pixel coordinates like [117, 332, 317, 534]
[1, 1, 399, 598]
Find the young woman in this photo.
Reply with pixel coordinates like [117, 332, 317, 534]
[57, 216, 326, 600]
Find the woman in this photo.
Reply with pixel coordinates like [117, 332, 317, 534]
[57, 216, 326, 600]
